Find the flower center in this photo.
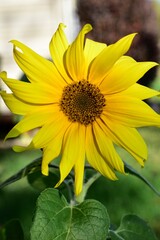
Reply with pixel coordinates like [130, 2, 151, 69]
[59, 80, 106, 125]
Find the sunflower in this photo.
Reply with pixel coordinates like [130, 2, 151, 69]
[0, 23, 160, 195]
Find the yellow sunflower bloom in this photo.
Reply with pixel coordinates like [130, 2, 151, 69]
[0, 23, 160, 195]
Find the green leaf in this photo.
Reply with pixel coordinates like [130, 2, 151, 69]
[27, 171, 60, 191]
[0, 157, 42, 188]
[0, 157, 62, 189]
[30, 188, 110, 240]
[113, 214, 157, 240]
[0, 219, 24, 240]
[0, 157, 73, 190]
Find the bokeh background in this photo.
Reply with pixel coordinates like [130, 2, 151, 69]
[0, 0, 160, 239]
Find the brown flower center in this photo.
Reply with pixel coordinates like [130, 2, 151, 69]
[59, 80, 105, 125]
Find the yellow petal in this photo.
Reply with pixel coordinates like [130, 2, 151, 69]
[31, 112, 70, 149]
[93, 121, 124, 173]
[88, 33, 136, 85]
[13, 145, 33, 152]
[41, 123, 68, 175]
[65, 24, 92, 81]
[85, 125, 118, 180]
[105, 95, 160, 127]
[100, 58, 158, 94]
[74, 157, 85, 196]
[11, 40, 66, 88]
[1, 72, 60, 104]
[55, 123, 86, 193]
[84, 38, 106, 79]
[73, 124, 86, 195]
[49, 23, 72, 84]
[117, 83, 160, 100]
[99, 117, 147, 166]
[13, 109, 69, 153]
[0, 91, 34, 115]
[5, 105, 59, 140]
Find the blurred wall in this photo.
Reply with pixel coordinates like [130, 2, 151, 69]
[0, 0, 78, 113]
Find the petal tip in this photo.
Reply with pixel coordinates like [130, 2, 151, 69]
[59, 23, 66, 28]
[41, 163, 49, 176]
[0, 71, 7, 79]
[83, 23, 93, 33]
[9, 40, 16, 45]
[54, 180, 61, 189]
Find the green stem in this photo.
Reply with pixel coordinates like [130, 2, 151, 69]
[75, 172, 101, 203]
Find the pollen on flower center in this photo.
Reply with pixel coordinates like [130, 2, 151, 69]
[59, 80, 106, 125]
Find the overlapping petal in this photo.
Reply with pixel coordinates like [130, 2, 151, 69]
[104, 95, 160, 127]
[115, 83, 160, 100]
[0, 91, 35, 115]
[65, 24, 92, 81]
[84, 38, 106, 79]
[49, 23, 72, 84]
[86, 125, 118, 180]
[73, 124, 86, 195]
[100, 57, 158, 94]
[98, 117, 147, 166]
[41, 135, 63, 176]
[93, 121, 125, 173]
[0, 72, 61, 104]
[31, 112, 70, 149]
[55, 123, 86, 195]
[13, 109, 70, 154]
[5, 105, 60, 140]
[88, 33, 136, 85]
[41, 119, 71, 176]
[11, 40, 66, 88]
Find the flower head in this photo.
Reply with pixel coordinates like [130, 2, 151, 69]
[1, 23, 159, 195]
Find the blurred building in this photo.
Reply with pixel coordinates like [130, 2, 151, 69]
[0, 0, 78, 114]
